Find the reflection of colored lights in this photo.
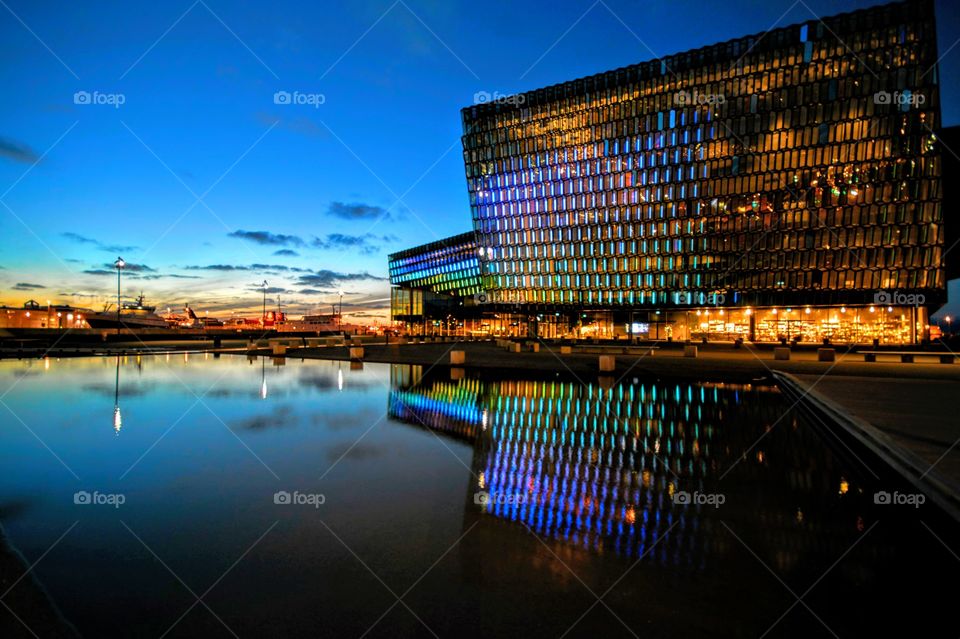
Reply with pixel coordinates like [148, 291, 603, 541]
[839, 479, 849, 495]
[625, 507, 636, 525]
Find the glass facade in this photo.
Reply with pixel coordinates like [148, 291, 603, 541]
[390, 0, 946, 343]
[388, 232, 483, 325]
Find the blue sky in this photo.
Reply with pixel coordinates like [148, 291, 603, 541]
[1, 0, 958, 320]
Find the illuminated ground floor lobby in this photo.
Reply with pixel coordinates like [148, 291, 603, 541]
[397, 305, 932, 345]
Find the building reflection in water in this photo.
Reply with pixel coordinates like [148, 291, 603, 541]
[387, 364, 879, 572]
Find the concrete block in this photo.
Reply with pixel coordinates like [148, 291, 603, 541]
[773, 347, 790, 361]
[817, 348, 836, 362]
[529, 342, 540, 353]
[450, 350, 465, 365]
[271, 344, 287, 355]
[940, 354, 955, 364]
[508, 342, 521, 353]
[864, 353, 877, 362]
[349, 346, 364, 360]
[599, 355, 616, 372]
[683, 344, 698, 358]
[900, 354, 914, 363]
[560, 345, 572, 354]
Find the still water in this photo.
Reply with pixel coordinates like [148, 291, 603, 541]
[0, 354, 953, 637]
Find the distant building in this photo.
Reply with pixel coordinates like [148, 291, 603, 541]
[390, 0, 950, 343]
[0, 300, 90, 329]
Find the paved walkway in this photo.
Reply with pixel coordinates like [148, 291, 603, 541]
[790, 374, 960, 490]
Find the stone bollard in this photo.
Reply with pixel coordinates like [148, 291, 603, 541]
[683, 344, 698, 358]
[817, 348, 836, 362]
[272, 343, 287, 356]
[599, 355, 616, 372]
[509, 342, 521, 353]
[349, 346, 364, 360]
[529, 343, 540, 353]
[560, 345, 572, 354]
[450, 350, 465, 365]
[774, 347, 790, 360]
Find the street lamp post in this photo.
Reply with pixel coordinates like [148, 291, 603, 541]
[114, 257, 125, 334]
[261, 280, 268, 329]
[338, 290, 343, 333]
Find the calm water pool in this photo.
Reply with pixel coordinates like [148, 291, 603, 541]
[0, 354, 953, 637]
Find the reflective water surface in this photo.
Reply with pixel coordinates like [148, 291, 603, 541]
[0, 354, 953, 637]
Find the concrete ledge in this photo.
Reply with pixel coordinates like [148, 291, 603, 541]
[774, 371, 960, 524]
[560, 345, 572, 354]
[599, 355, 616, 372]
[818, 348, 836, 362]
[774, 347, 790, 360]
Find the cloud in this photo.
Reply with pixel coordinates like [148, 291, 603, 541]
[312, 233, 396, 255]
[297, 288, 331, 295]
[0, 137, 39, 164]
[184, 264, 251, 271]
[326, 201, 389, 221]
[295, 270, 387, 288]
[255, 112, 326, 138]
[61, 232, 138, 253]
[12, 282, 45, 291]
[273, 249, 299, 257]
[84, 261, 155, 276]
[228, 230, 305, 247]
[249, 285, 289, 294]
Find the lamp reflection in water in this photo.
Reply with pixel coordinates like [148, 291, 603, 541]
[112, 355, 122, 435]
[260, 357, 268, 400]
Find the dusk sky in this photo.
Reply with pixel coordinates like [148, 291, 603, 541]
[2, 0, 959, 320]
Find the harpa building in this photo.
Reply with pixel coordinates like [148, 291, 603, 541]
[390, 0, 954, 343]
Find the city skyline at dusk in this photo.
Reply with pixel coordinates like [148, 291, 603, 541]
[3, 0, 960, 321]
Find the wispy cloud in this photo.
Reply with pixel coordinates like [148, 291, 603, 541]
[311, 233, 397, 255]
[0, 137, 39, 164]
[295, 270, 387, 288]
[62, 232, 139, 253]
[273, 249, 299, 257]
[326, 201, 389, 221]
[84, 261, 155, 276]
[12, 282, 45, 291]
[228, 230, 306, 247]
